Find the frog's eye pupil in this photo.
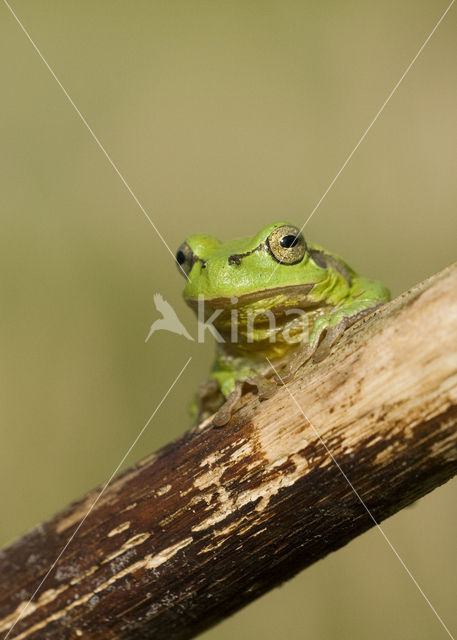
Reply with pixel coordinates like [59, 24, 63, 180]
[176, 250, 186, 265]
[267, 225, 307, 265]
[280, 234, 298, 249]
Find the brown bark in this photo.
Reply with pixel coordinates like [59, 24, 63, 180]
[1, 263, 457, 640]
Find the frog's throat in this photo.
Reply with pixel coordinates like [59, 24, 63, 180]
[215, 305, 325, 360]
[185, 283, 330, 360]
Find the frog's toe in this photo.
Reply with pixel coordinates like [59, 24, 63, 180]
[212, 383, 243, 427]
[313, 321, 347, 363]
[280, 342, 316, 382]
[245, 375, 277, 399]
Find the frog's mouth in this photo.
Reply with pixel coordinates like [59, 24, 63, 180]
[184, 282, 315, 312]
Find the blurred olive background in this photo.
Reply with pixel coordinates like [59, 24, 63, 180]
[1, 1, 456, 638]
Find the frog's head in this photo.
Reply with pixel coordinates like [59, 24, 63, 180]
[177, 222, 338, 308]
[176, 221, 354, 350]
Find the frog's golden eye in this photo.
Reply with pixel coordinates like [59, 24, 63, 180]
[175, 242, 194, 276]
[267, 225, 307, 265]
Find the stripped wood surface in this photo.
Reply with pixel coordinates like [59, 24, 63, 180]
[1, 263, 457, 640]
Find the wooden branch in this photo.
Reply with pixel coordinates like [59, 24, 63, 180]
[1, 264, 457, 640]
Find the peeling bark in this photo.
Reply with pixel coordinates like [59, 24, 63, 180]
[1, 263, 457, 640]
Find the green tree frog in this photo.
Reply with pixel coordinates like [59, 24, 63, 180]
[176, 222, 390, 425]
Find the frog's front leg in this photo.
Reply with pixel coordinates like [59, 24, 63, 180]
[212, 374, 277, 426]
[209, 354, 278, 427]
[281, 299, 384, 381]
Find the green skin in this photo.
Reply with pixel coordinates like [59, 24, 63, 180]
[179, 221, 390, 421]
